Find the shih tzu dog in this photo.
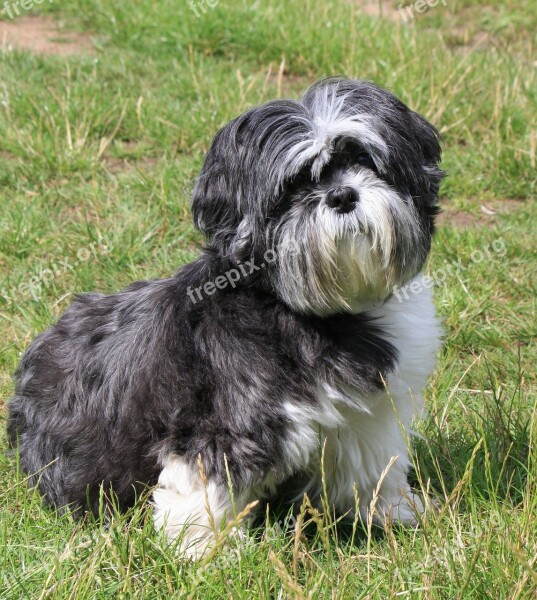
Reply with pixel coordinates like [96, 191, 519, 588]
[8, 78, 444, 556]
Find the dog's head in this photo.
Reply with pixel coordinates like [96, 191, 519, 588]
[192, 78, 444, 314]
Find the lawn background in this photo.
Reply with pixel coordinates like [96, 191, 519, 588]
[0, 0, 536, 597]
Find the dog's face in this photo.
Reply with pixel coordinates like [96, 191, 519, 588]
[192, 78, 444, 315]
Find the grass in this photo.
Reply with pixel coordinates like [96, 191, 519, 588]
[0, 0, 536, 597]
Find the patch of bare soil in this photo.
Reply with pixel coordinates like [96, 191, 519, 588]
[0, 150, 17, 160]
[102, 141, 159, 174]
[438, 199, 524, 228]
[102, 156, 159, 175]
[0, 15, 94, 56]
[359, 0, 401, 21]
[356, 1, 498, 49]
[446, 27, 493, 52]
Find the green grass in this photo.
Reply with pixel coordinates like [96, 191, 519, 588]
[1, 0, 536, 597]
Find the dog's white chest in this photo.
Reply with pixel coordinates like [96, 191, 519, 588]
[281, 278, 443, 511]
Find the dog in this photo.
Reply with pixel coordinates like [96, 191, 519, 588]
[7, 78, 444, 556]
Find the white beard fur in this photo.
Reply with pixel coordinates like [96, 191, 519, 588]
[273, 171, 424, 316]
[153, 275, 442, 556]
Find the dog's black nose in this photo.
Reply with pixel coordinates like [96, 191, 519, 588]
[325, 187, 359, 214]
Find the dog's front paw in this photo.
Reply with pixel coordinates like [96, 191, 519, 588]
[372, 491, 436, 527]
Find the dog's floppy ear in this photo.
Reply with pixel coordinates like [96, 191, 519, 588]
[191, 178, 231, 241]
[191, 122, 244, 254]
[409, 111, 445, 197]
[191, 168, 255, 262]
[191, 114, 261, 261]
[191, 126, 233, 238]
[228, 215, 256, 263]
[410, 110, 442, 165]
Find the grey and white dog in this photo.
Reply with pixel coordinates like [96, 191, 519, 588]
[8, 78, 444, 556]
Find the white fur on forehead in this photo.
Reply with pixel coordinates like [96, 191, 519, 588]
[283, 86, 388, 184]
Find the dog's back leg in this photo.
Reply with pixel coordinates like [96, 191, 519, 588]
[153, 453, 258, 558]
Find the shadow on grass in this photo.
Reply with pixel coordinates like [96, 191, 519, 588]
[413, 374, 531, 507]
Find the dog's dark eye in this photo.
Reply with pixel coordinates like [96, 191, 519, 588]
[288, 167, 313, 191]
[357, 152, 376, 170]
